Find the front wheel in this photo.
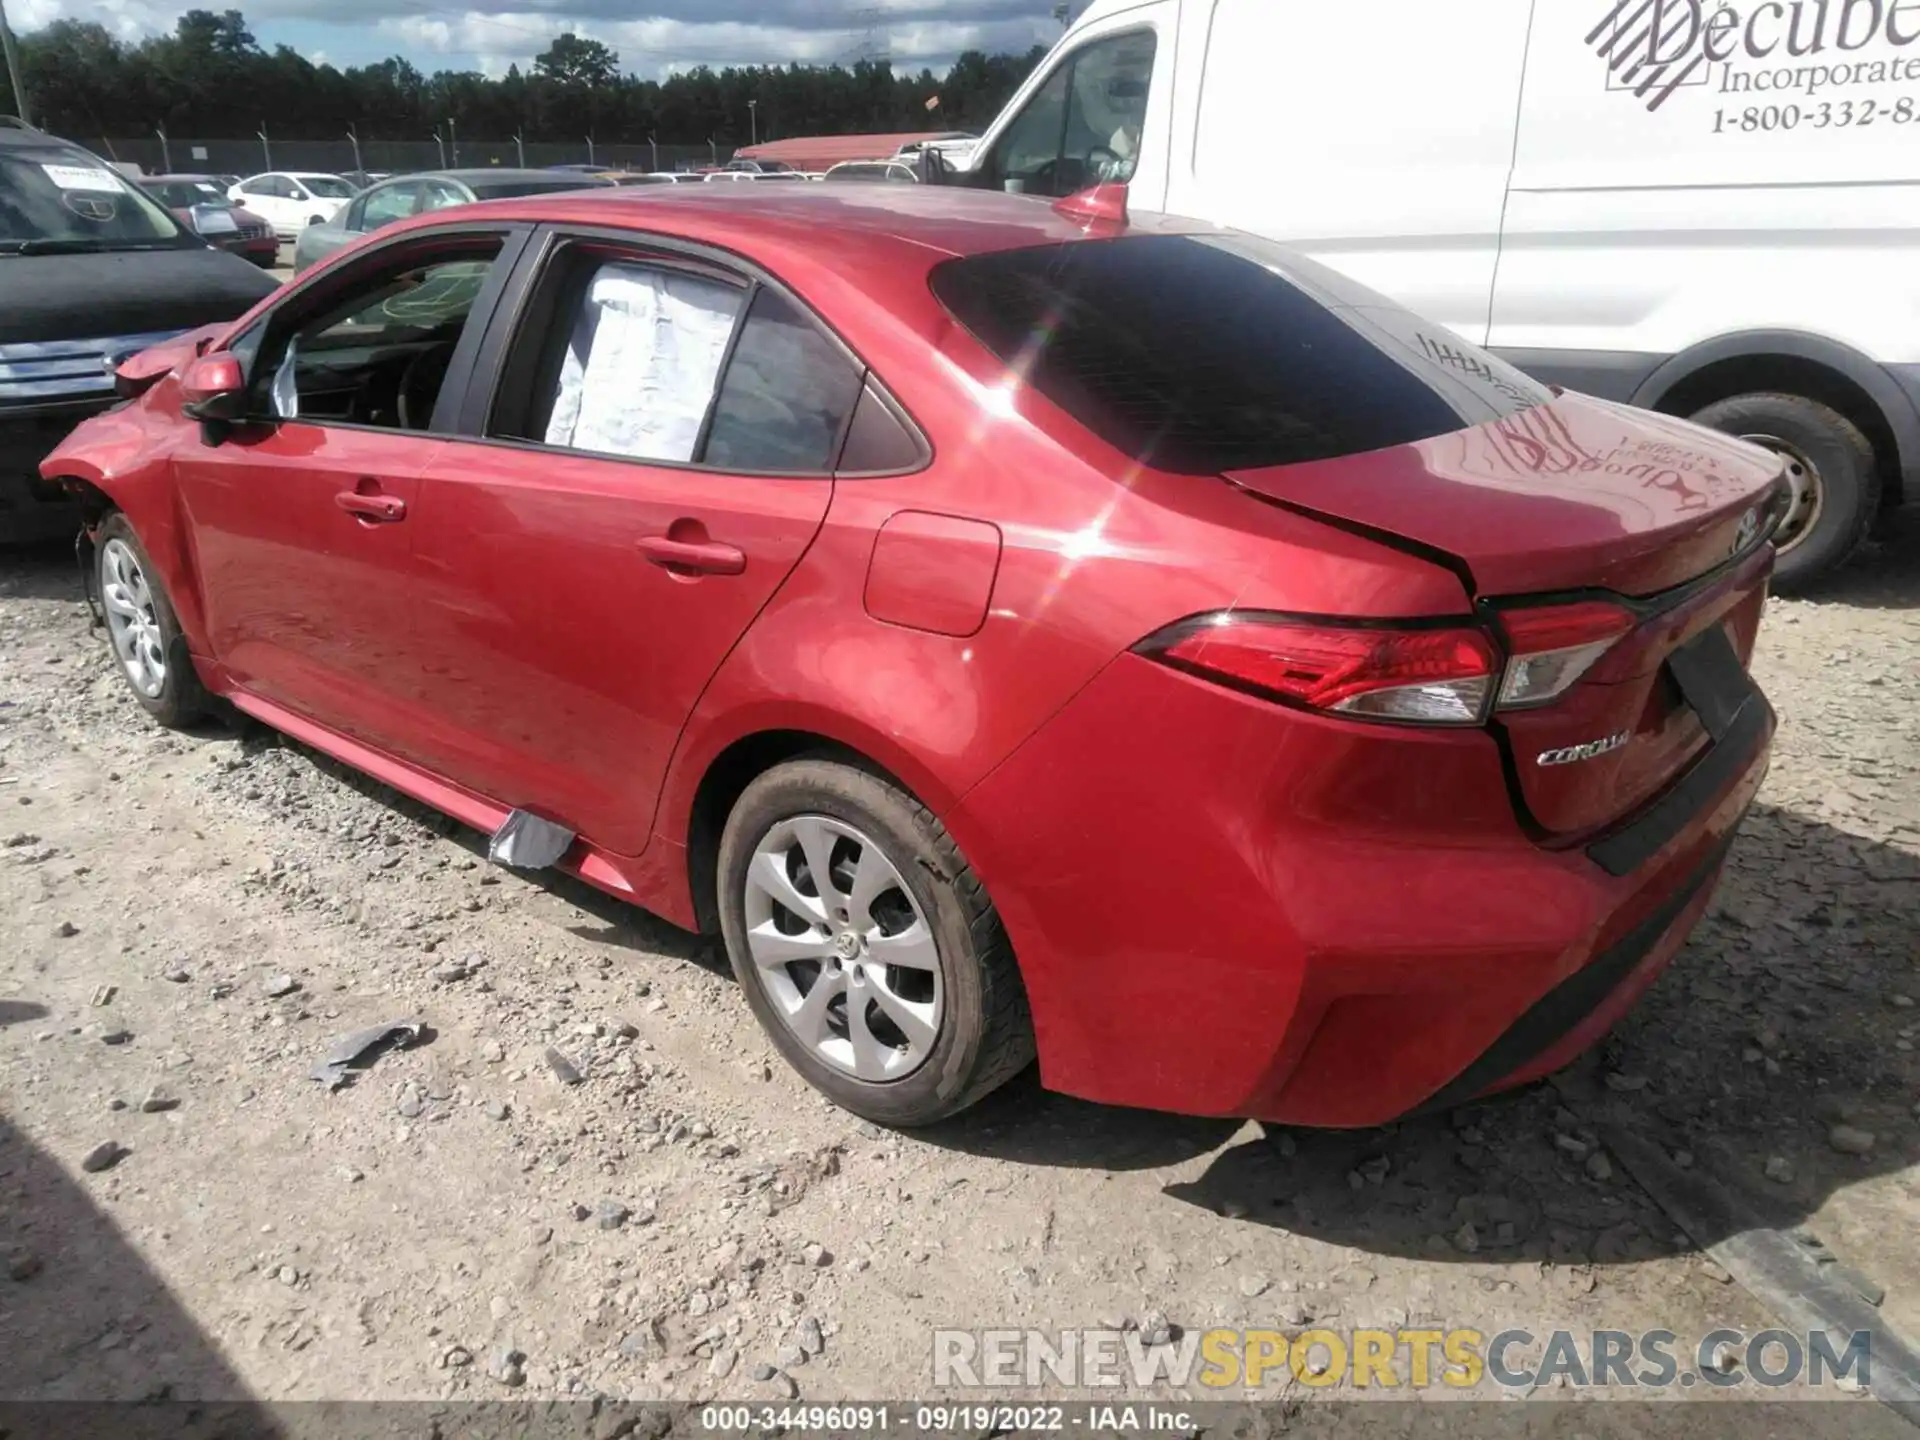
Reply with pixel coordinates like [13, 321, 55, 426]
[96, 513, 209, 728]
[716, 759, 1034, 1126]
[1690, 392, 1879, 592]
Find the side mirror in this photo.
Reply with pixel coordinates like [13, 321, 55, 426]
[180, 354, 247, 422]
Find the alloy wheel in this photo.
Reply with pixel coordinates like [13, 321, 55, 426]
[741, 815, 942, 1082]
[1740, 433, 1823, 555]
[100, 538, 168, 698]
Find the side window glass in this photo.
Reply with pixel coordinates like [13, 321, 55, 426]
[992, 63, 1072, 195]
[342, 194, 368, 231]
[992, 30, 1156, 199]
[361, 183, 419, 230]
[704, 288, 863, 474]
[538, 261, 745, 464]
[253, 247, 500, 432]
[837, 383, 926, 474]
[419, 180, 469, 213]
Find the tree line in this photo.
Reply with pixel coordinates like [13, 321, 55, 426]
[1, 9, 1048, 149]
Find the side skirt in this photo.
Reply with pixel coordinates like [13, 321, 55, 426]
[221, 688, 652, 907]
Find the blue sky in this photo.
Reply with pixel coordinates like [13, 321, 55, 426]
[15, 0, 1078, 77]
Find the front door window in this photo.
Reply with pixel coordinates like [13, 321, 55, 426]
[236, 244, 501, 431]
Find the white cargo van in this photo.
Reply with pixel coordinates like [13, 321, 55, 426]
[947, 0, 1920, 587]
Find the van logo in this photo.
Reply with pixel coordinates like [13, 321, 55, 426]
[1733, 506, 1761, 554]
[1537, 732, 1632, 766]
[1587, 0, 1712, 112]
[1590, 0, 1920, 115]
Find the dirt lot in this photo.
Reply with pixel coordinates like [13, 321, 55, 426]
[1, 520, 1917, 1421]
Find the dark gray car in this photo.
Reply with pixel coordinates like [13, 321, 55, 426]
[292, 168, 616, 272]
[1, 121, 276, 544]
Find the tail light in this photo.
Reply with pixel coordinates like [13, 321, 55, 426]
[1137, 615, 1499, 725]
[1138, 600, 1640, 727]
[1493, 600, 1636, 710]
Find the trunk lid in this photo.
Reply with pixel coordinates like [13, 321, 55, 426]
[1222, 393, 1784, 598]
[1225, 393, 1784, 840]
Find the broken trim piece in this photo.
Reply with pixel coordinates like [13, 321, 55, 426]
[489, 808, 576, 870]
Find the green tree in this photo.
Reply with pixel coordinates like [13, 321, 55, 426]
[533, 33, 618, 89]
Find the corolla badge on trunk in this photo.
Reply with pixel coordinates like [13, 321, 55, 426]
[1537, 731, 1631, 766]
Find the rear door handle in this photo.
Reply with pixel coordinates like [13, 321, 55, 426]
[637, 534, 746, 576]
[335, 489, 407, 523]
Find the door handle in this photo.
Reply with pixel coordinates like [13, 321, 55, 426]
[335, 489, 407, 523]
[637, 534, 746, 576]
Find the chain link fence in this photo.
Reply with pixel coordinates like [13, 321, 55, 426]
[89, 136, 734, 176]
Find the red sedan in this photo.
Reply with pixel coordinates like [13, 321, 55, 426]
[42, 186, 1784, 1129]
[142, 175, 281, 267]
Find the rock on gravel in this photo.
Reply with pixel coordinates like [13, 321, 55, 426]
[1828, 1124, 1876, 1156]
[264, 974, 300, 998]
[544, 1047, 584, 1086]
[487, 1345, 526, 1387]
[595, 1199, 631, 1230]
[80, 1141, 126, 1173]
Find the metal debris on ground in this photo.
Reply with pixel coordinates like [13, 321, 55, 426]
[309, 1019, 427, 1091]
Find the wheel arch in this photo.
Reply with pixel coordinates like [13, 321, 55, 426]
[1630, 330, 1917, 506]
[679, 722, 948, 937]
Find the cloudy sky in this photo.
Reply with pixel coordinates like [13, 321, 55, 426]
[13, 0, 1079, 76]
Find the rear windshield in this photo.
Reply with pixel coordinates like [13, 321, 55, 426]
[300, 176, 357, 199]
[0, 151, 193, 251]
[928, 233, 1551, 474]
[150, 180, 231, 208]
[470, 179, 611, 200]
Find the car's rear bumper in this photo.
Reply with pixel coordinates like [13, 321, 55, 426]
[947, 652, 1772, 1127]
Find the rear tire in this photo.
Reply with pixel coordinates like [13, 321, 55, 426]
[717, 759, 1034, 1127]
[1690, 392, 1878, 593]
[95, 512, 209, 729]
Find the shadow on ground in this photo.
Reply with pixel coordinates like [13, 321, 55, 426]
[1794, 507, 1920, 612]
[0, 1111, 263, 1408]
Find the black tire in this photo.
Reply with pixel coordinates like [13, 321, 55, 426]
[716, 759, 1034, 1127]
[1690, 392, 1879, 592]
[94, 512, 210, 729]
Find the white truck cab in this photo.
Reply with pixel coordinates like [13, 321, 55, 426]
[952, 0, 1920, 587]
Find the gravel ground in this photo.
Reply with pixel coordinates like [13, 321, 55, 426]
[0, 518, 1916, 1419]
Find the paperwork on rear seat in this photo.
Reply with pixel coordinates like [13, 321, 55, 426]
[543, 262, 742, 463]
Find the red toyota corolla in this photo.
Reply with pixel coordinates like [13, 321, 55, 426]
[42, 186, 1784, 1129]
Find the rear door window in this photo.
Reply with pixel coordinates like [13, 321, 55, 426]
[498, 249, 867, 475]
[704, 289, 865, 473]
[928, 233, 1551, 474]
